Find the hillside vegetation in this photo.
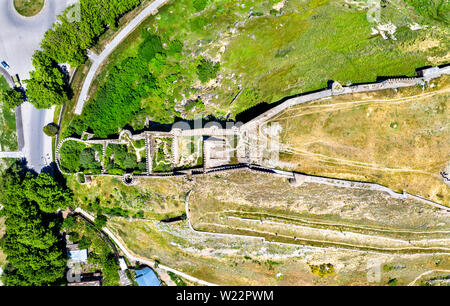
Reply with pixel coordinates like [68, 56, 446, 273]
[61, 0, 449, 138]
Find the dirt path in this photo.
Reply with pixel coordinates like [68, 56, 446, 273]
[407, 269, 450, 286]
[74, 207, 217, 286]
[268, 87, 450, 123]
[284, 147, 439, 175]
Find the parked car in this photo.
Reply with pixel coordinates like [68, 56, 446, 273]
[1, 61, 10, 69]
[12, 74, 21, 88]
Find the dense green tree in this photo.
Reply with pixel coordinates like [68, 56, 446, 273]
[25, 51, 68, 109]
[94, 214, 107, 229]
[22, 173, 72, 213]
[196, 57, 220, 83]
[62, 215, 76, 231]
[40, 0, 141, 67]
[78, 236, 92, 249]
[0, 89, 23, 109]
[43, 123, 59, 137]
[81, 56, 154, 137]
[59, 140, 86, 173]
[193, 0, 208, 11]
[0, 163, 71, 286]
[79, 148, 96, 169]
[65, 32, 186, 138]
[138, 33, 164, 61]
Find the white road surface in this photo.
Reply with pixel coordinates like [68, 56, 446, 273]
[0, 0, 76, 171]
[74, 0, 169, 115]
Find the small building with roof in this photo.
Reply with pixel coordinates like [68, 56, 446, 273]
[68, 249, 88, 263]
[119, 257, 128, 271]
[134, 267, 161, 286]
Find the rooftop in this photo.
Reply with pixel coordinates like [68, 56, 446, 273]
[135, 267, 161, 286]
[68, 249, 88, 263]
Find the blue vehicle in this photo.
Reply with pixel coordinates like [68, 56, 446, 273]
[1, 61, 10, 69]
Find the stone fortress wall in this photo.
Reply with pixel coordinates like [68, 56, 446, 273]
[55, 66, 450, 210]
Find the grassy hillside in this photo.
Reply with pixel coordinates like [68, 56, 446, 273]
[69, 172, 450, 285]
[270, 76, 449, 204]
[65, 0, 449, 137]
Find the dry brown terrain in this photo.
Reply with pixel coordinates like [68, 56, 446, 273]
[264, 76, 450, 204]
[189, 171, 450, 253]
[72, 170, 450, 285]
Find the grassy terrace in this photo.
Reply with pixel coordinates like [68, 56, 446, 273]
[93, 170, 449, 285]
[268, 75, 450, 204]
[65, 170, 450, 285]
[67, 175, 186, 221]
[189, 171, 450, 245]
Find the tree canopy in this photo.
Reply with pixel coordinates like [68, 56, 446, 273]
[0, 163, 72, 286]
[25, 0, 143, 109]
[25, 51, 68, 109]
[196, 58, 220, 83]
[0, 89, 23, 109]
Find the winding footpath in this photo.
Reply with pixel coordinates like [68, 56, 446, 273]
[74, 0, 170, 115]
[407, 269, 450, 286]
[184, 189, 450, 256]
[74, 207, 218, 286]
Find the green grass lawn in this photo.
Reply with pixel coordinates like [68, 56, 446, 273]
[13, 0, 45, 17]
[0, 76, 9, 91]
[0, 76, 17, 151]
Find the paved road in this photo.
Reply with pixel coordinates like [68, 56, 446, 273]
[0, 152, 24, 158]
[74, 0, 169, 115]
[0, 0, 76, 171]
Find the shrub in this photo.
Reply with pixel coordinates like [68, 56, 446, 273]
[196, 58, 220, 83]
[59, 140, 86, 173]
[0, 89, 23, 109]
[78, 236, 92, 249]
[309, 263, 335, 277]
[388, 278, 398, 286]
[79, 148, 97, 168]
[193, 0, 208, 11]
[138, 33, 163, 61]
[43, 123, 59, 137]
[94, 214, 107, 229]
[63, 216, 76, 230]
